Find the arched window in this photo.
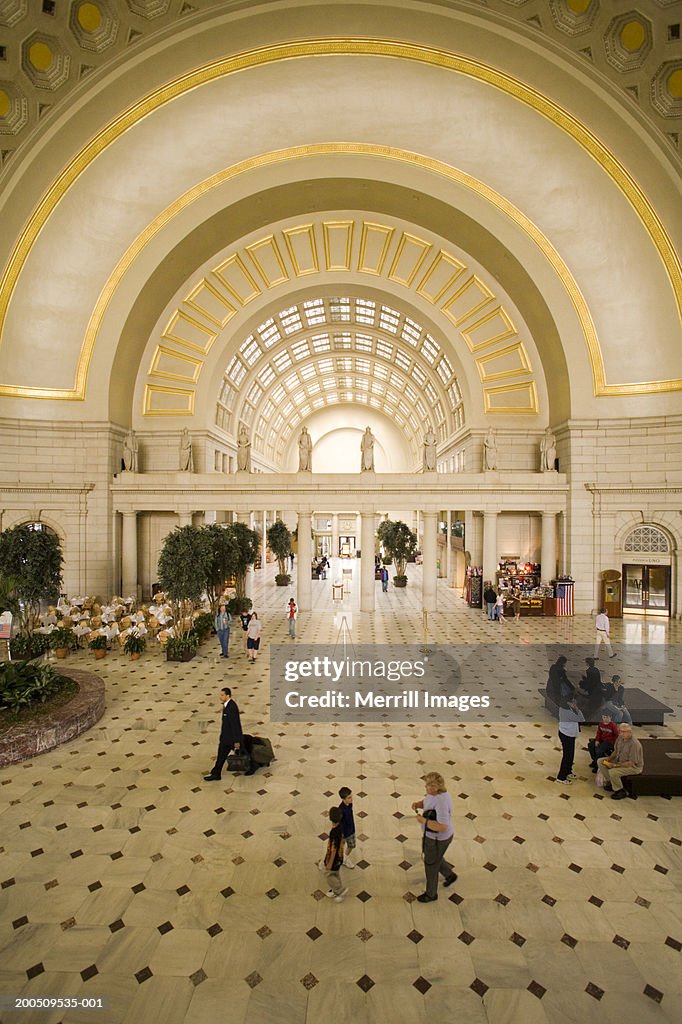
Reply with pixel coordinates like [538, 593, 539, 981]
[623, 526, 669, 553]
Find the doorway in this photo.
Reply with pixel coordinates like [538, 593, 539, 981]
[622, 564, 671, 616]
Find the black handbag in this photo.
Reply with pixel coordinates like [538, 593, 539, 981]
[226, 752, 251, 772]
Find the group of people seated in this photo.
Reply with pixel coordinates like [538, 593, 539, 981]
[312, 556, 329, 579]
[547, 654, 632, 724]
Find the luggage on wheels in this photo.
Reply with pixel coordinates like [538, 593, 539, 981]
[244, 734, 275, 766]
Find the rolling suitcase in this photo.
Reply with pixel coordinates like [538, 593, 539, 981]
[247, 735, 275, 766]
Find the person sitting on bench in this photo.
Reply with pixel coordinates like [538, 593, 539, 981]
[597, 724, 644, 800]
[587, 712, 619, 773]
[579, 658, 602, 704]
[601, 675, 633, 725]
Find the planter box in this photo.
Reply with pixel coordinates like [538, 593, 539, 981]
[166, 650, 196, 662]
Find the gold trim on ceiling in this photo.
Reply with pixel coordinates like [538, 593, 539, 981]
[0, 38, 679, 400]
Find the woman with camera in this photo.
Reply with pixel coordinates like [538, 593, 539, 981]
[412, 771, 457, 902]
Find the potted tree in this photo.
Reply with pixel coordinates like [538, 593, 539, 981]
[89, 635, 108, 659]
[0, 524, 63, 637]
[49, 626, 76, 659]
[226, 521, 260, 600]
[123, 631, 146, 660]
[267, 520, 292, 586]
[204, 523, 240, 611]
[157, 525, 213, 662]
[376, 520, 417, 588]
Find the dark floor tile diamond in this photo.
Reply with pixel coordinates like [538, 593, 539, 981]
[356, 890, 372, 902]
[81, 964, 98, 982]
[190, 968, 207, 986]
[413, 976, 431, 994]
[561, 933, 578, 948]
[256, 925, 272, 939]
[356, 974, 375, 992]
[494, 893, 510, 906]
[356, 928, 372, 942]
[665, 936, 681, 952]
[588, 895, 604, 908]
[177, 885, 190, 896]
[612, 934, 630, 950]
[356, 859, 370, 869]
[510, 932, 526, 947]
[654, 864, 668, 875]
[266, 888, 279, 899]
[513, 836, 525, 844]
[26, 963, 44, 980]
[131, 882, 146, 894]
[407, 929, 423, 944]
[273, 858, 286, 867]
[306, 926, 322, 941]
[470, 978, 488, 997]
[398, 860, 412, 871]
[611, 863, 625, 874]
[135, 966, 152, 984]
[403, 891, 416, 903]
[527, 980, 546, 999]
[635, 896, 651, 909]
[88, 881, 102, 892]
[643, 984, 663, 1003]
[61, 917, 76, 930]
[110, 851, 123, 861]
[70, 850, 83, 859]
[12, 916, 28, 929]
[109, 919, 124, 932]
[207, 923, 222, 938]
[526, 863, 539, 873]
[585, 982, 604, 1001]
[301, 972, 318, 990]
[568, 863, 582, 873]
[395, 834, 408, 843]
[157, 921, 173, 935]
[483, 862, 497, 872]
[458, 931, 475, 945]
[541, 894, 556, 907]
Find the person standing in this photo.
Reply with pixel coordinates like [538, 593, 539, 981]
[494, 592, 505, 623]
[588, 713, 619, 772]
[338, 786, 357, 868]
[204, 686, 244, 781]
[594, 607, 616, 659]
[322, 806, 348, 902]
[556, 697, 585, 784]
[579, 657, 602, 704]
[483, 583, 497, 620]
[246, 610, 262, 662]
[380, 565, 389, 592]
[239, 607, 251, 653]
[287, 598, 297, 639]
[214, 602, 231, 658]
[598, 723, 644, 799]
[412, 771, 457, 902]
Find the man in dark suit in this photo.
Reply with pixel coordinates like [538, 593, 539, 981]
[204, 686, 252, 780]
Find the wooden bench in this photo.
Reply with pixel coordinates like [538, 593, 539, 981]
[540, 687, 673, 726]
[623, 739, 682, 798]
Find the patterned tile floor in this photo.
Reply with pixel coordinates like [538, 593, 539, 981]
[0, 564, 680, 1024]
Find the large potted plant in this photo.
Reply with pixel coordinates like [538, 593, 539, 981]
[376, 520, 417, 588]
[123, 631, 146, 660]
[267, 520, 292, 586]
[165, 631, 199, 662]
[157, 525, 213, 661]
[89, 635, 108, 659]
[204, 523, 240, 611]
[8, 632, 51, 661]
[226, 521, 259, 600]
[0, 525, 63, 636]
[49, 626, 76, 659]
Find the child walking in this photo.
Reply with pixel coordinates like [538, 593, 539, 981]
[322, 806, 348, 902]
[338, 786, 357, 868]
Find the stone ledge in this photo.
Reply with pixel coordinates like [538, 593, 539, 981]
[0, 669, 105, 768]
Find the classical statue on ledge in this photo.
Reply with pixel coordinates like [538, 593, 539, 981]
[123, 429, 139, 473]
[237, 423, 251, 472]
[361, 426, 375, 472]
[298, 426, 313, 472]
[540, 427, 557, 472]
[423, 423, 437, 472]
[179, 428, 193, 472]
[483, 428, 498, 472]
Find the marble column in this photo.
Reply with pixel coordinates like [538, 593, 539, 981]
[541, 511, 558, 583]
[421, 511, 438, 611]
[297, 511, 312, 612]
[237, 512, 254, 600]
[261, 511, 268, 572]
[446, 510, 452, 584]
[332, 513, 339, 561]
[355, 513, 361, 557]
[482, 511, 498, 586]
[360, 512, 376, 612]
[121, 512, 138, 599]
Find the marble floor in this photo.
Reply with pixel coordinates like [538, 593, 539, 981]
[0, 565, 680, 1024]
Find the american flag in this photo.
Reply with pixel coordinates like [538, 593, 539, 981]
[555, 582, 574, 616]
